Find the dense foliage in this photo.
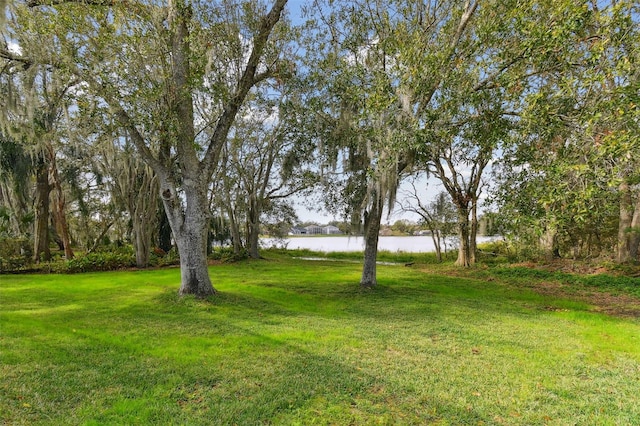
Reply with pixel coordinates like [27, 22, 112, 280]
[1, 0, 639, 286]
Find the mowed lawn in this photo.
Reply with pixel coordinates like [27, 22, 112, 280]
[1, 257, 639, 425]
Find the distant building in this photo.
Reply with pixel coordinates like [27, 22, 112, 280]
[304, 225, 324, 235]
[323, 225, 341, 235]
[289, 227, 307, 235]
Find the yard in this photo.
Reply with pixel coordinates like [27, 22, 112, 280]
[1, 255, 639, 425]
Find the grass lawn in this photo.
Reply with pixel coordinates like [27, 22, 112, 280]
[1, 255, 639, 425]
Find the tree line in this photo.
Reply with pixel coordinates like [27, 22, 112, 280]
[1, 0, 638, 296]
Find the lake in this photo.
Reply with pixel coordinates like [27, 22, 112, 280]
[262, 235, 498, 253]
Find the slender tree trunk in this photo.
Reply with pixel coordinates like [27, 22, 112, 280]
[50, 216, 65, 251]
[131, 170, 157, 268]
[33, 160, 51, 263]
[15, 184, 29, 235]
[51, 177, 74, 259]
[540, 223, 559, 262]
[455, 205, 471, 267]
[360, 198, 384, 289]
[88, 221, 113, 253]
[469, 199, 478, 264]
[617, 181, 633, 263]
[47, 145, 74, 259]
[629, 189, 640, 261]
[228, 208, 243, 256]
[133, 217, 151, 268]
[431, 231, 442, 262]
[247, 197, 261, 259]
[158, 135, 173, 253]
[539, 204, 560, 262]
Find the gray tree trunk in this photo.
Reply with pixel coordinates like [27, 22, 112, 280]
[247, 196, 261, 259]
[469, 198, 478, 264]
[455, 206, 471, 267]
[133, 218, 151, 268]
[228, 208, 243, 256]
[48, 145, 74, 259]
[431, 231, 442, 262]
[629, 188, 640, 261]
[247, 222, 260, 259]
[175, 220, 213, 297]
[162, 178, 215, 297]
[617, 181, 633, 263]
[360, 198, 384, 289]
[33, 160, 51, 263]
[541, 223, 559, 262]
[174, 211, 214, 296]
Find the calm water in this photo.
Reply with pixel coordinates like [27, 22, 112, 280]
[262, 235, 497, 253]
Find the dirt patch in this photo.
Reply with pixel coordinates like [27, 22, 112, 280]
[520, 281, 640, 318]
[419, 261, 640, 319]
[577, 291, 640, 318]
[512, 260, 640, 318]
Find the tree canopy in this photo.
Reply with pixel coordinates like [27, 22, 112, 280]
[1, 0, 639, 291]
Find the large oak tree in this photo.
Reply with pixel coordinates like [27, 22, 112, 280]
[3, 0, 289, 295]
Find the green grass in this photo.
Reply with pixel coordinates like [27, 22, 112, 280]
[274, 247, 449, 264]
[1, 256, 640, 425]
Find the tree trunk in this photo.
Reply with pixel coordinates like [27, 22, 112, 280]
[48, 145, 74, 259]
[88, 221, 113, 253]
[133, 217, 151, 268]
[431, 231, 442, 262]
[157, 206, 173, 253]
[247, 197, 261, 259]
[51, 176, 74, 259]
[455, 206, 471, 267]
[629, 189, 640, 261]
[162, 180, 216, 297]
[539, 203, 560, 262]
[33, 160, 51, 263]
[228, 208, 243, 256]
[469, 199, 478, 264]
[540, 223, 559, 262]
[617, 181, 633, 263]
[248, 221, 260, 259]
[130, 169, 157, 268]
[174, 221, 214, 297]
[360, 198, 384, 289]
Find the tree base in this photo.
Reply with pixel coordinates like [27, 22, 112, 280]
[359, 280, 377, 289]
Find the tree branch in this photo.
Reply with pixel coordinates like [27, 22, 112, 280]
[417, 1, 479, 115]
[27, 0, 116, 7]
[200, 0, 288, 176]
[0, 47, 33, 68]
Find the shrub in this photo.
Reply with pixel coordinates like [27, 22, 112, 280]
[209, 246, 248, 262]
[62, 248, 136, 273]
[0, 237, 32, 272]
[153, 247, 180, 267]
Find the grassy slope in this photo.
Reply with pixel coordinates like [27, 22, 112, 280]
[1, 257, 639, 425]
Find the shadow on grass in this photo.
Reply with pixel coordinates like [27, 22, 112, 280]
[3, 261, 639, 424]
[2, 298, 488, 425]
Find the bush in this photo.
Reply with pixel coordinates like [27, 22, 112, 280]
[153, 247, 180, 267]
[0, 237, 32, 272]
[0, 255, 31, 272]
[209, 246, 248, 262]
[61, 248, 136, 273]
